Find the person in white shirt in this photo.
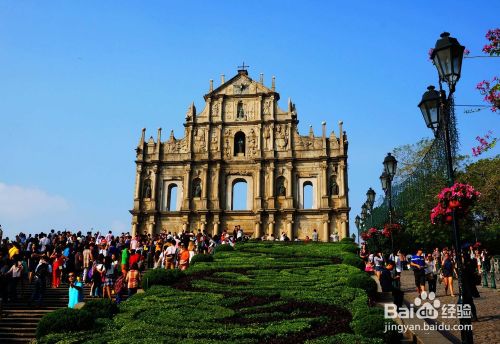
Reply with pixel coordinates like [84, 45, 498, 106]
[7, 260, 23, 301]
[312, 229, 319, 242]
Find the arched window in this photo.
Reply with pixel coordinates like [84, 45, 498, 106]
[167, 184, 178, 211]
[192, 178, 202, 198]
[276, 176, 286, 196]
[329, 176, 339, 196]
[234, 131, 246, 156]
[237, 101, 245, 119]
[303, 181, 313, 209]
[232, 179, 248, 210]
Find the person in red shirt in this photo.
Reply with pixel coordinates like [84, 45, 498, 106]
[128, 249, 140, 268]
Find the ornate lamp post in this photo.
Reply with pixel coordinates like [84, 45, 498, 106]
[366, 188, 376, 227]
[380, 153, 397, 252]
[418, 32, 472, 344]
[355, 215, 361, 245]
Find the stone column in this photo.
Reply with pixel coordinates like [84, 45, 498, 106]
[268, 215, 275, 236]
[340, 213, 348, 239]
[183, 166, 191, 210]
[134, 165, 142, 199]
[254, 222, 261, 238]
[286, 219, 293, 241]
[323, 219, 329, 242]
[320, 161, 328, 208]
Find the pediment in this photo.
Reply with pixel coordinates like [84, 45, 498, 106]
[204, 72, 275, 99]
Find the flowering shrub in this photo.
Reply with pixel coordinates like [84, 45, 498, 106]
[477, 77, 500, 112]
[430, 183, 480, 224]
[472, 130, 497, 156]
[482, 28, 500, 56]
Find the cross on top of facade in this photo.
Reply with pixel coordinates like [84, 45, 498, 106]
[238, 62, 250, 71]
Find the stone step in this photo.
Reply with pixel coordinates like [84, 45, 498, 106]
[0, 331, 36, 338]
[0, 318, 42, 323]
[0, 322, 39, 328]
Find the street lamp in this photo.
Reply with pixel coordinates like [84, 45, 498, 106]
[381, 153, 397, 252]
[418, 32, 472, 344]
[366, 188, 376, 227]
[355, 215, 361, 244]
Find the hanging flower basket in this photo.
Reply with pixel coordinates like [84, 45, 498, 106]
[431, 183, 480, 224]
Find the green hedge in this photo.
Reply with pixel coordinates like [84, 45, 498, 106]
[306, 333, 384, 344]
[213, 244, 235, 254]
[190, 253, 214, 265]
[36, 308, 94, 339]
[341, 254, 364, 270]
[82, 298, 118, 319]
[346, 273, 377, 297]
[142, 268, 185, 290]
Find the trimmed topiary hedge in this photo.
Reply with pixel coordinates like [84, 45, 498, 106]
[346, 273, 377, 296]
[190, 253, 214, 265]
[36, 308, 94, 339]
[213, 244, 235, 254]
[82, 298, 118, 319]
[341, 254, 364, 270]
[142, 268, 185, 290]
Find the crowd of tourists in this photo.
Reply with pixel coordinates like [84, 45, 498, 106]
[0, 227, 240, 307]
[359, 243, 495, 321]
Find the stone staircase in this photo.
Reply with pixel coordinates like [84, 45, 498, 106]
[0, 281, 91, 343]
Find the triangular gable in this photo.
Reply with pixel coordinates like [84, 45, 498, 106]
[204, 71, 275, 100]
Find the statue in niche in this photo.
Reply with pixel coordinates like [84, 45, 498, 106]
[236, 135, 245, 154]
[143, 179, 152, 199]
[277, 178, 286, 196]
[237, 102, 245, 119]
[192, 179, 202, 198]
[329, 177, 339, 196]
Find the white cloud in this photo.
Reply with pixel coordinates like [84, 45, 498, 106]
[0, 182, 70, 220]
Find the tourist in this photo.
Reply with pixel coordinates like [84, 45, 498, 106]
[178, 243, 190, 271]
[425, 253, 437, 293]
[50, 248, 65, 288]
[164, 240, 177, 270]
[102, 256, 115, 300]
[31, 256, 50, 307]
[67, 272, 84, 308]
[312, 229, 318, 242]
[373, 251, 384, 279]
[441, 252, 456, 297]
[410, 248, 426, 296]
[125, 263, 140, 297]
[82, 244, 93, 284]
[462, 250, 480, 321]
[7, 257, 23, 301]
[188, 241, 196, 263]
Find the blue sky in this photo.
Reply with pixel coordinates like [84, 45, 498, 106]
[0, 1, 498, 239]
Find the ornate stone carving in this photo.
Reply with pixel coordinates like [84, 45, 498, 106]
[211, 102, 219, 117]
[224, 137, 231, 159]
[263, 98, 272, 115]
[263, 126, 271, 150]
[211, 130, 219, 151]
[275, 125, 289, 150]
[225, 102, 233, 120]
[194, 128, 207, 153]
[248, 129, 258, 157]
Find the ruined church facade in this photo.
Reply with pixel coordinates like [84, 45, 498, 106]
[130, 69, 350, 240]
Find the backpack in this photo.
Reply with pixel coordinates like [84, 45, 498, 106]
[114, 275, 125, 294]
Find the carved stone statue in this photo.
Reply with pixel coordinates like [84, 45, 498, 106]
[275, 125, 289, 150]
[237, 102, 245, 119]
[194, 128, 206, 152]
[277, 178, 286, 196]
[236, 135, 245, 154]
[143, 179, 152, 199]
[192, 179, 202, 198]
[329, 178, 339, 196]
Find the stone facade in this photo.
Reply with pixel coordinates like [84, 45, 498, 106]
[130, 69, 350, 240]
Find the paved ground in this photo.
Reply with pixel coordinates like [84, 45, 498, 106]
[399, 270, 500, 344]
